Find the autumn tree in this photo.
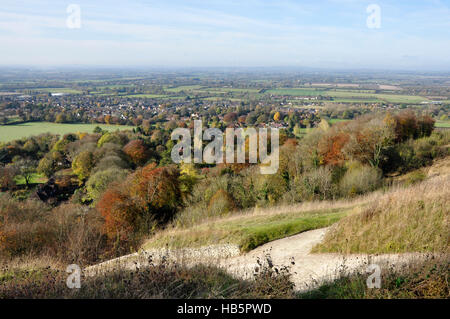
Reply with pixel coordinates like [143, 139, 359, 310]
[72, 150, 95, 182]
[223, 112, 238, 124]
[417, 115, 435, 137]
[104, 115, 112, 124]
[86, 167, 129, 202]
[273, 111, 281, 122]
[393, 110, 418, 142]
[342, 118, 395, 167]
[96, 163, 181, 244]
[318, 130, 350, 166]
[123, 139, 149, 166]
[0, 166, 17, 190]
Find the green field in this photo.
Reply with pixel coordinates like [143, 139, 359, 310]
[30, 88, 83, 94]
[164, 85, 204, 92]
[0, 122, 135, 142]
[125, 94, 168, 98]
[435, 120, 450, 128]
[267, 88, 429, 104]
[15, 173, 47, 185]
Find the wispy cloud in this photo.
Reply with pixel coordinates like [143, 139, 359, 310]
[0, 0, 448, 69]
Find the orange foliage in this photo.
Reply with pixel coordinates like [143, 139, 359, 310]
[318, 131, 350, 165]
[96, 163, 181, 243]
[123, 139, 149, 166]
[96, 187, 135, 242]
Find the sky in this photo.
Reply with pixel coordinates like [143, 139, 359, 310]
[1, 0, 449, 70]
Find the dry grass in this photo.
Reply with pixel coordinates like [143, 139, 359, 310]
[0, 253, 295, 299]
[299, 254, 449, 299]
[143, 206, 351, 252]
[142, 180, 388, 252]
[313, 173, 449, 254]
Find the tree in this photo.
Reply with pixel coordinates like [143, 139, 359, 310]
[318, 131, 349, 166]
[343, 118, 395, 168]
[97, 133, 126, 148]
[417, 115, 435, 137]
[393, 110, 418, 142]
[93, 126, 104, 134]
[72, 151, 95, 182]
[86, 167, 128, 202]
[96, 163, 181, 243]
[15, 159, 37, 187]
[123, 139, 149, 166]
[223, 112, 238, 124]
[207, 189, 235, 216]
[0, 165, 17, 190]
[23, 139, 39, 156]
[150, 130, 163, 144]
[273, 111, 281, 122]
[55, 113, 66, 123]
[37, 155, 55, 177]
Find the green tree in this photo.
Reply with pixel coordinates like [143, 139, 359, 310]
[15, 159, 37, 188]
[72, 151, 95, 182]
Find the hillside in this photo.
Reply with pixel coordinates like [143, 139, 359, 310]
[314, 157, 449, 254]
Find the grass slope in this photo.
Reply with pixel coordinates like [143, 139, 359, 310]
[313, 168, 450, 254]
[144, 207, 350, 252]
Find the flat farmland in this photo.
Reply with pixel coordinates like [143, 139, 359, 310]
[0, 122, 135, 143]
[29, 88, 83, 94]
[267, 88, 429, 104]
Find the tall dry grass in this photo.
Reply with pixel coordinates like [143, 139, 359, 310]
[314, 173, 450, 254]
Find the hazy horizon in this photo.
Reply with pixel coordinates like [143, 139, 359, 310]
[1, 0, 449, 71]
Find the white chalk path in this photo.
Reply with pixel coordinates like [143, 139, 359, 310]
[85, 227, 430, 292]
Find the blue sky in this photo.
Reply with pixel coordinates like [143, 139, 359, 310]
[1, 0, 449, 70]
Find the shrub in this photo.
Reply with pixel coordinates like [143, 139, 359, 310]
[93, 155, 129, 173]
[0, 194, 106, 264]
[85, 168, 129, 202]
[339, 163, 382, 196]
[405, 170, 426, 185]
[207, 189, 235, 217]
[0, 260, 295, 299]
[0, 166, 17, 190]
[299, 166, 334, 200]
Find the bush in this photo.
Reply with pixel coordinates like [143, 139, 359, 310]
[339, 163, 382, 196]
[299, 166, 334, 200]
[93, 155, 129, 173]
[207, 189, 235, 217]
[0, 194, 106, 264]
[405, 170, 426, 185]
[85, 167, 129, 202]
